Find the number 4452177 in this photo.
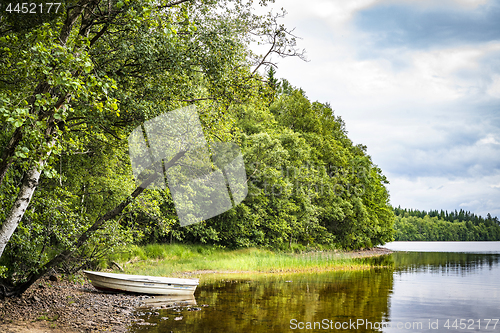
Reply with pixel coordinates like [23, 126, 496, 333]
[4, 3, 61, 14]
[444, 319, 499, 330]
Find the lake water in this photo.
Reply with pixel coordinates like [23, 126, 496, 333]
[383, 241, 500, 253]
[129, 242, 500, 332]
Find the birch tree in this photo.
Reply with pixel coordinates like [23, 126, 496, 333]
[0, 0, 302, 296]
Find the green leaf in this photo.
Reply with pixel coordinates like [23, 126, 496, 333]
[15, 151, 26, 158]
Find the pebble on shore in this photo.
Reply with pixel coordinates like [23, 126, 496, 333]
[0, 275, 144, 333]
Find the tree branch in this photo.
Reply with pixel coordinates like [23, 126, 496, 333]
[8, 150, 187, 296]
[90, 23, 109, 46]
[159, 0, 193, 9]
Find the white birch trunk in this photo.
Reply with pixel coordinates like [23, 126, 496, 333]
[0, 143, 54, 258]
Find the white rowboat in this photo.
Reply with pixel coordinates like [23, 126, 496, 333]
[83, 270, 199, 296]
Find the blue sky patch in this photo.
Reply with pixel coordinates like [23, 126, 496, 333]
[354, 1, 500, 49]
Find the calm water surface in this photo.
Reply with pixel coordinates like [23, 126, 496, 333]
[129, 242, 500, 332]
[383, 241, 500, 253]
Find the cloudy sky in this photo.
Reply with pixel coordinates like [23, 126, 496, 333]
[259, 0, 500, 217]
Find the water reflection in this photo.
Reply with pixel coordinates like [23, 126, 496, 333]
[129, 270, 394, 332]
[138, 295, 197, 308]
[129, 246, 500, 333]
[387, 252, 500, 333]
[392, 251, 500, 274]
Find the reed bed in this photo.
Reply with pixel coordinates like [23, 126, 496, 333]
[107, 244, 377, 277]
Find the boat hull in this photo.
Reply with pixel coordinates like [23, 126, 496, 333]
[83, 271, 198, 296]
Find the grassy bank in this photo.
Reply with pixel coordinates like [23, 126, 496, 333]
[105, 244, 388, 277]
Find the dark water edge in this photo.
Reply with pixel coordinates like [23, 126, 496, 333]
[129, 242, 500, 333]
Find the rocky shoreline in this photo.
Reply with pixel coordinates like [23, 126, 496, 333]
[0, 276, 145, 333]
[0, 247, 393, 332]
[339, 246, 393, 258]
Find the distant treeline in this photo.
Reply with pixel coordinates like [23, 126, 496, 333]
[393, 207, 500, 241]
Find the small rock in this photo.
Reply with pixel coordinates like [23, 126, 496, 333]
[136, 322, 156, 326]
[161, 317, 169, 320]
[174, 316, 183, 321]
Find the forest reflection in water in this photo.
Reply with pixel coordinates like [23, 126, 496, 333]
[130, 268, 394, 333]
[129, 250, 500, 333]
[386, 252, 500, 333]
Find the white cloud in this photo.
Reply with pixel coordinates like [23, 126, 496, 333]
[478, 135, 500, 145]
[274, 20, 500, 108]
[263, 0, 500, 216]
[292, 0, 493, 23]
[453, 0, 491, 6]
[487, 74, 500, 98]
[377, 0, 490, 9]
[310, 0, 378, 22]
[276, 0, 378, 25]
[387, 173, 500, 216]
[460, 200, 482, 208]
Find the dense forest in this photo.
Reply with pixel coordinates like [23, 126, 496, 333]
[393, 207, 500, 241]
[0, 0, 393, 295]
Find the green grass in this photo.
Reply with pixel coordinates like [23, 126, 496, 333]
[106, 244, 375, 277]
[35, 313, 59, 322]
